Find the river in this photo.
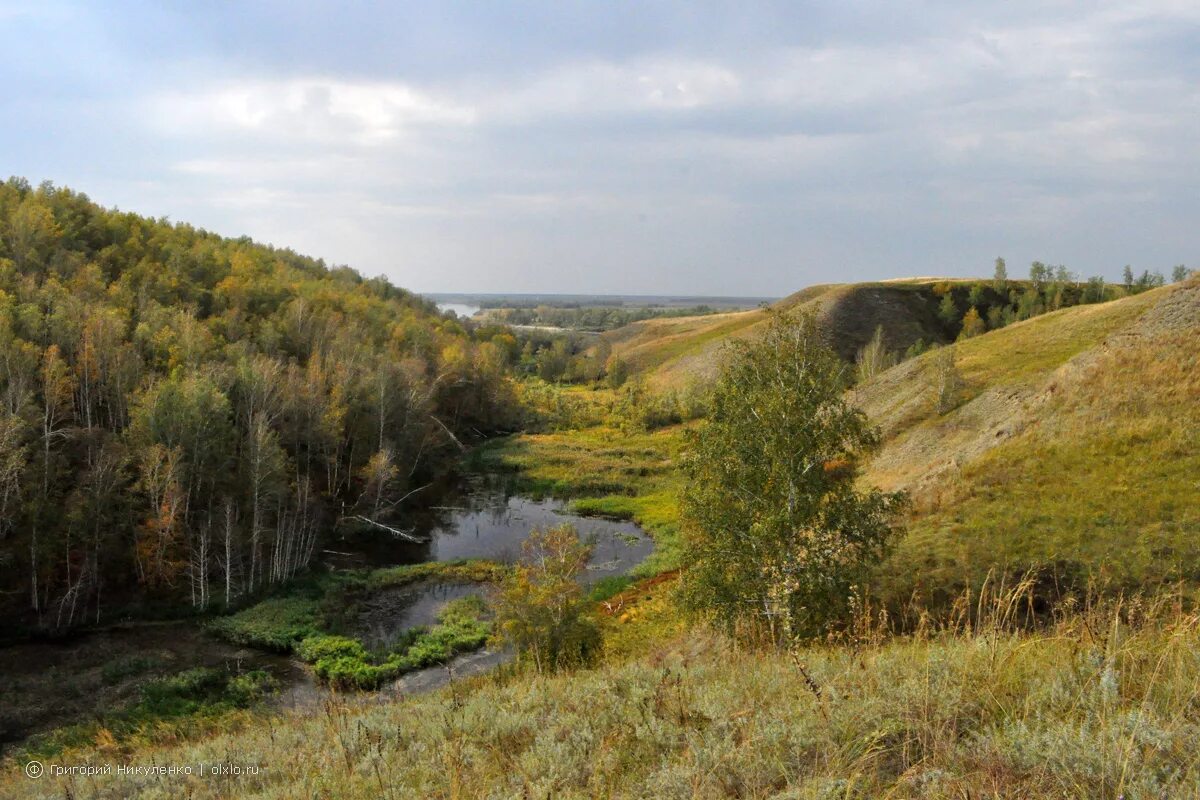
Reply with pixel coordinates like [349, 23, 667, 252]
[0, 474, 652, 750]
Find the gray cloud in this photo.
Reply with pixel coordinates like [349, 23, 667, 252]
[1, 0, 1196, 294]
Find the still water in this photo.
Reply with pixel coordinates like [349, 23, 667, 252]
[437, 302, 481, 318]
[332, 475, 653, 574]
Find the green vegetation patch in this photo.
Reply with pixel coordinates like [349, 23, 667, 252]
[208, 597, 323, 652]
[483, 419, 686, 576]
[208, 562, 503, 689]
[299, 596, 491, 690]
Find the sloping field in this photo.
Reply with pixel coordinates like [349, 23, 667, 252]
[855, 279, 1200, 610]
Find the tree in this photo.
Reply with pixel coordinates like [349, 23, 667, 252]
[1029, 261, 1048, 291]
[1123, 265, 1134, 292]
[937, 292, 959, 327]
[958, 307, 986, 340]
[967, 283, 986, 309]
[856, 324, 897, 383]
[1172, 265, 1190, 283]
[679, 311, 906, 643]
[605, 356, 629, 389]
[1083, 276, 1108, 304]
[493, 524, 599, 672]
[934, 346, 966, 414]
[992, 257, 1008, 294]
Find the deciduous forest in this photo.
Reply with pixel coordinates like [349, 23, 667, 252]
[0, 178, 518, 631]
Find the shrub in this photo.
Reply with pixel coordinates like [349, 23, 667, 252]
[494, 524, 601, 672]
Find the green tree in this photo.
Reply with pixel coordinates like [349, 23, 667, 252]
[967, 282, 986, 309]
[1083, 276, 1108, 304]
[1172, 265, 1190, 283]
[1029, 261, 1048, 291]
[937, 292, 959, 327]
[992, 257, 1008, 294]
[493, 524, 599, 672]
[1123, 265, 1135, 292]
[679, 311, 906, 643]
[605, 356, 629, 389]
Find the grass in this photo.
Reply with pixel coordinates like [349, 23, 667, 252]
[878, 327, 1200, 615]
[10, 666, 277, 765]
[479, 416, 688, 577]
[10, 588, 1200, 798]
[207, 596, 322, 652]
[207, 561, 506, 686]
[298, 596, 491, 690]
[951, 288, 1162, 388]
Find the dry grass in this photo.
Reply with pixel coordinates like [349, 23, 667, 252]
[878, 326, 1200, 615]
[7, 583, 1200, 799]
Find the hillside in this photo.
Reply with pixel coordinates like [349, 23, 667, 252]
[533, 276, 1198, 614]
[856, 279, 1200, 612]
[6, 595, 1200, 798]
[0, 179, 517, 633]
[598, 279, 1028, 390]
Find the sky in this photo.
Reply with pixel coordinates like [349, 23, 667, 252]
[1, 1, 1197, 295]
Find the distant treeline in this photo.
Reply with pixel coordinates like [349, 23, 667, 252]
[921, 258, 1188, 347]
[0, 178, 520, 632]
[480, 304, 722, 332]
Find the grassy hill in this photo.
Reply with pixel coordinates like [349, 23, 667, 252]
[858, 279, 1200, 613]
[6, 594, 1200, 798]
[599, 279, 986, 390]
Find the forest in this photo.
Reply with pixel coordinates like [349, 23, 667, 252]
[0, 178, 520, 633]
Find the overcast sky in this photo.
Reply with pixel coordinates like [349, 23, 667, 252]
[2, 1, 1196, 295]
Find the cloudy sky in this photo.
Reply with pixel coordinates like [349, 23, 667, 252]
[2, 1, 1196, 295]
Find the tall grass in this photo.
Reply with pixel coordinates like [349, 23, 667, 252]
[7, 580, 1200, 799]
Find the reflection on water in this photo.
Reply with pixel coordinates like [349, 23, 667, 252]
[358, 582, 485, 652]
[1, 476, 656, 743]
[350, 479, 653, 654]
[332, 476, 654, 577]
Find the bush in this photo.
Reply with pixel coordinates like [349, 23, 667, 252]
[680, 310, 907, 642]
[494, 524, 602, 672]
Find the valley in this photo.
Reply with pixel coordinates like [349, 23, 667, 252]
[0, 182, 1196, 798]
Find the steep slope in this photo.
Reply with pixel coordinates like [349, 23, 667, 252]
[598, 280, 977, 389]
[853, 279, 1200, 610]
